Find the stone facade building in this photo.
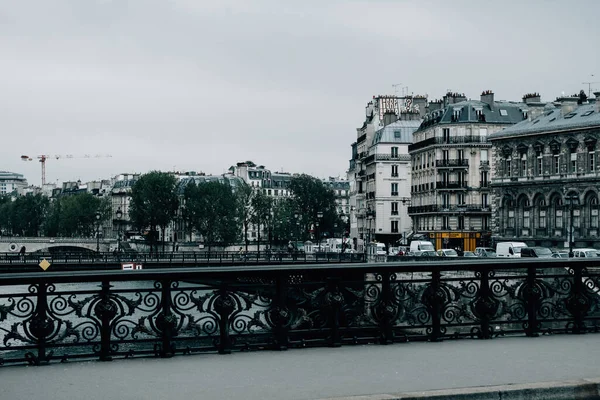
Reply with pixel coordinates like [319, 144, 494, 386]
[347, 95, 426, 252]
[488, 92, 600, 250]
[408, 91, 529, 251]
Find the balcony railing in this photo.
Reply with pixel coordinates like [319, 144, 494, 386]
[0, 259, 598, 366]
[408, 204, 491, 214]
[436, 159, 469, 168]
[436, 181, 468, 189]
[409, 135, 490, 152]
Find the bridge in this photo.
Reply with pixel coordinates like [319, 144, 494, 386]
[1, 258, 599, 399]
[0, 237, 114, 253]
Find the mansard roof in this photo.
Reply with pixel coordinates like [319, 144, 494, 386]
[418, 100, 526, 131]
[372, 119, 421, 145]
[489, 101, 600, 140]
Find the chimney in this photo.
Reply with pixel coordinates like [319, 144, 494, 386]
[443, 92, 466, 106]
[522, 92, 541, 104]
[480, 90, 494, 106]
[383, 110, 398, 127]
[411, 95, 428, 118]
[555, 95, 579, 115]
[428, 100, 442, 112]
[595, 92, 600, 112]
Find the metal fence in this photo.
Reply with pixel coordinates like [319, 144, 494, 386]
[0, 251, 366, 271]
[0, 258, 599, 366]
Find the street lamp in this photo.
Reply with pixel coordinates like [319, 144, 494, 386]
[115, 207, 123, 255]
[565, 192, 580, 257]
[316, 211, 323, 252]
[95, 211, 101, 253]
[365, 208, 375, 260]
[265, 213, 272, 252]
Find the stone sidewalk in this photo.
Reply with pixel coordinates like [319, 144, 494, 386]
[1, 335, 599, 400]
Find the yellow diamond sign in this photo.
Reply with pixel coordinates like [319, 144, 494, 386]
[39, 258, 51, 271]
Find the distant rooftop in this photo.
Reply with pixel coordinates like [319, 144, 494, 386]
[489, 100, 600, 140]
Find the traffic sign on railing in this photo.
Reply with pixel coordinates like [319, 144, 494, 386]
[121, 263, 143, 270]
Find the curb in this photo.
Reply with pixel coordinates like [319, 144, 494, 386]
[321, 377, 600, 400]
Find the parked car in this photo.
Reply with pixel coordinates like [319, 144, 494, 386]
[572, 248, 600, 258]
[437, 249, 459, 257]
[551, 251, 569, 259]
[496, 242, 528, 258]
[520, 247, 553, 258]
[419, 250, 438, 257]
[462, 251, 477, 257]
[474, 247, 496, 258]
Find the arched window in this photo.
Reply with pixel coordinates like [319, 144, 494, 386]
[552, 196, 563, 237]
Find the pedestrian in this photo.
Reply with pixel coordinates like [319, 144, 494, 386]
[238, 247, 245, 261]
[19, 246, 26, 260]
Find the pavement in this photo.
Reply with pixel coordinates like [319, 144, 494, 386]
[1, 334, 599, 400]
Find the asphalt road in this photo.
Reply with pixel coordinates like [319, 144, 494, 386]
[1, 334, 599, 400]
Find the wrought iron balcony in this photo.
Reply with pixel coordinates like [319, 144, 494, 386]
[436, 181, 468, 189]
[436, 159, 469, 168]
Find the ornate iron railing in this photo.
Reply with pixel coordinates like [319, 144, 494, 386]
[0, 251, 366, 271]
[0, 259, 599, 366]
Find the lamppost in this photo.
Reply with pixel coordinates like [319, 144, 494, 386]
[95, 211, 101, 253]
[116, 207, 123, 255]
[265, 213, 272, 254]
[340, 212, 348, 253]
[365, 207, 375, 260]
[316, 211, 323, 252]
[565, 192, 580, 257]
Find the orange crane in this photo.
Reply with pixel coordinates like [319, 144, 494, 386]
[20, 154, 112, 185]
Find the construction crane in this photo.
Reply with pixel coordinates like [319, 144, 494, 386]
[20, 154, 112, 185]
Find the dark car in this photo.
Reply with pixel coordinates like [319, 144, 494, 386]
[520, 247, 553, 258]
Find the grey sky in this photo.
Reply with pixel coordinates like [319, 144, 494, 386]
[1, 0, 599, 186]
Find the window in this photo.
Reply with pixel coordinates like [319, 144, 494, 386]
[457, 149, 464, 161]
[553, 155, 560, 174]
[499, 109, 508, 116]
[391, 202, 398, 215]
[442, 150, 449, 161]
[394, 130, 401, 138]
[391, 147, 398, 158]
[480, 171, 489, 187]
[590, 198, 598, 229]
[457, 193, 465, 205]
[443, 128, 450, 143]
[442, 193, 450, 208]
[442, 216, 449, 230]
[482, 193, 488, 207]
[391, 221, 399, 233]
[274, 190, 279, 196]
[536, 152, 543, 176]
[571, 152, 577, 173]
[589, 152, 595, 172]
[391, 183, 398, 196]
[521, 153, 527, 176]
[539, 208, 546, 229]
[582, 111, 594, 117]
[481, 149, 488, 161]
[504, 156, 512, 177]
[457, 215, 465, 230]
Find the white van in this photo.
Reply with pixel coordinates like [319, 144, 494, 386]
[496, 242, 527, 258]
[410, 240, 435, 253]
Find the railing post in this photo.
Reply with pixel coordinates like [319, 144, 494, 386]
[525, 265, 539, 337]
[158, 279, 175, 357]
[325, 278, 343, 347]
[215, 285, 234, 354]
[429, 269, 442, 342]
[26, 282, 52, 365]
[97, 280, 116, 361]
[378, 271, 394, 344]
[475, 269, 497, 339]
[271, 275, 289, 350]
[567, 265, 590, 334]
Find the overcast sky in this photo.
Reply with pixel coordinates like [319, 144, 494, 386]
[2, 0, 599, 186]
